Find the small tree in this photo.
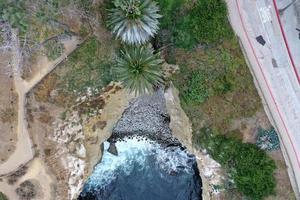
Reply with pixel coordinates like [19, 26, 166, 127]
[115, 45, 164, 95]
[107, 0, 161, 45]
[0, 192, 8, 200]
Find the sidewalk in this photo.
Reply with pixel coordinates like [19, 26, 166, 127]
[226, 0, 300, 198]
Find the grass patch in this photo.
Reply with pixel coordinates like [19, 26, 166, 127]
[194, 128, 276, 200]
[0, 1, 29, 35]
[0, 192, 8, 200]
[58, 37, 115, 97]
[44, 39, 64, 61]
[157, 0, 233, 49]
[173, 38, 261, 132]
[165, 0, 275, 198]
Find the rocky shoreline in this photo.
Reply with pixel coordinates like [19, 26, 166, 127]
[42, 83, 221, 200]
[108, 88, 181, 148]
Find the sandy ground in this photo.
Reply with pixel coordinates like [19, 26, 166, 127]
[17, 158, 55, 200]
[0, 158, 55, 200]
[0, 36, 81, 199]
[22, 81, 134, 199]
[0, 36, 80, 176]
[0, 52, 18, 164]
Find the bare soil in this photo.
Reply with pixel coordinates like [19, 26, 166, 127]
[0, 53, 18, 164]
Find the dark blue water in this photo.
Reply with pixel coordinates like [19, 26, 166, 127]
[79, 138, 202, 200]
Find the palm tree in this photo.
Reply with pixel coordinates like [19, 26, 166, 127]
[107, 0, 161, 45]
[115, 46, 164, 95]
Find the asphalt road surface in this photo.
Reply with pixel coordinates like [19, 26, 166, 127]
[227, 0, 300, 198]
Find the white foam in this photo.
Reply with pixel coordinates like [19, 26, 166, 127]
[85, 137, 195, 190]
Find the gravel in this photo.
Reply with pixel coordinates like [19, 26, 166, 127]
[108, 88, 181, 147]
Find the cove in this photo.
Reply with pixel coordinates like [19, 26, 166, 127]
[79, 89, 202, 200]
[79, 138, 202, 200]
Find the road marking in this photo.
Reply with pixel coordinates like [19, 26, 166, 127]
[258, 6, 272, 23]
[255, 2, 272, 47]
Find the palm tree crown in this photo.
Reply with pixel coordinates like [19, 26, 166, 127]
[107, 0, 161, 45]
[115, 46, 164, 95]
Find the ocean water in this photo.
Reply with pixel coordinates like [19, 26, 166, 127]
[79, 137, 202, 200]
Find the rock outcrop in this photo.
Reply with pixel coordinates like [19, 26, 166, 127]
[164, 84, 225, 199]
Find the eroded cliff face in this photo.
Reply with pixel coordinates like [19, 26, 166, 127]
[80, 87, 202, 200]
[164, 84, 225, 200]
[48, 83, 134, 199]
[52, 83, 221, 200]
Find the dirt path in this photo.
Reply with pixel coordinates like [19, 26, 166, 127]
[0, 36, 80, 176]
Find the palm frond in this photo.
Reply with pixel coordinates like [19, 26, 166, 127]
[115, 45, 164, 95]
[107, 0, 161, 45]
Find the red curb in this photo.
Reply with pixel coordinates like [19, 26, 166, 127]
[272, 0, 300, 84]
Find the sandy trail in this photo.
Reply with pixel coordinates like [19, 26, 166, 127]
[0, 36, 80, 176]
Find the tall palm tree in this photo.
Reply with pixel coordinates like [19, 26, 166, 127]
[107, 0, 161, 45]
[115, 46, 164, 95]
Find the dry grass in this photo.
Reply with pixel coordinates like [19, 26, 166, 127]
[0, 107, 16, 123]
[34, 73, 58, 103]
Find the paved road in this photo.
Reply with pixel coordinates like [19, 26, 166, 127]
[275, 0, 300, 78]
[227, 0, 300, 198]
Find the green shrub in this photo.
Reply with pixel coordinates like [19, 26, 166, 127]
[157, 0, 233, 49]
[44, 39, 64, 61]
[195, 128, 276, 200]
[60, 37, 115, 96]
[175, 45, 238, 105]
[0, 192, 8, 200]
[0, 1, 29, 35]
[173, 38, 261, 132]
[156, 0, 185, 29]
[186, 0, 233, 44]
[181, 70, 210, 104]
[180, 67, 232, 105]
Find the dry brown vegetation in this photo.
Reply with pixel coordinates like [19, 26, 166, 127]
[0, 108, 16, 124]
[34, 73, 58, 103]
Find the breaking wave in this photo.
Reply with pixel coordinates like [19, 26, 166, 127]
[79, 137, 202, 200]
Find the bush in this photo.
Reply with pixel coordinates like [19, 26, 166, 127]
[60, 37, 115, 96]
[185, 0, 233, 44]
[195, 128, 276, 200]
[0, 1, 29, 35]
[157, 0, 233, 49]
[0, 192, 8, 200]
[172, 39, 261, 132]
[182, 71, 210, 104]
[180, 66, 232, 105]
[44, 39, 64, 61]
[15, 180, 36, 200]
[174, 45, 237, 105]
